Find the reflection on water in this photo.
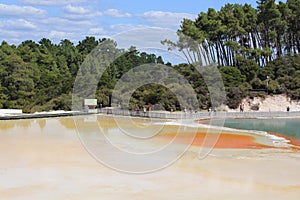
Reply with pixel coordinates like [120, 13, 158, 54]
[0, 119, 48, 131]
[0, 115, 190, 142]
[59, 118, 76, 130]
[0, 120, 16, 130]
[0, 119, 34, 130]
[0, 118, 75, 137]
[37, 119, 46, 129]
[17, 120, 32, 129]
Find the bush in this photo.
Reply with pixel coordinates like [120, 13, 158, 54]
[226, 87, 243, 109]
[250, 77, 265, 91]
[238, 82, 252, 96]
[267, 80, 281, 94]
[32, 94, 72, 112]
[290, 88, 300, 101]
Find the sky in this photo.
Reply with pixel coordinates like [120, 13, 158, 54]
[0, 0, 259, 45]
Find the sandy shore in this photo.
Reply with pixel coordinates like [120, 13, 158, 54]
[0, 116, 299, 199]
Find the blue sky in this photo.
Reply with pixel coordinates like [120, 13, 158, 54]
[0, 0, 259, 45]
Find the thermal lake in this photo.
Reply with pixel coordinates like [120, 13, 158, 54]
[0, 115, 299, 199]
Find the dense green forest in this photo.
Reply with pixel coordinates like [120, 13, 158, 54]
[0, 0, 300, 112]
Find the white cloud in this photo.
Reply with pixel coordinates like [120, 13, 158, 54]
[48, 30, 90, 43]
[0, 28, 44, 44]
[49, 31, 70, 38]
[109, 24, 146, 35]
[0, 4, 195, 48]
[63, 4, 91, 14]
[20, 0, 93, 6]
[0, 16, 98, 44]
[104, 9, 132, 18]
[142, 11, 197, 28]
[62, 13, 103, 20]
[62, 12, 103, 21]
[0, 3, 47, 18]
[62, 6, 103, 20]
[88, 27, 106, 35]
[110, 27, 186, 64]
[27, 17, 102, 43]
[111, 27, 178, 49]
[0, 30, 26, 43]
[0, 19, 37, 30]
[36, 17, 94, 32]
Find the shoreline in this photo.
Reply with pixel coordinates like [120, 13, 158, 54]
[0, 111, 91, 120]
[197, 118, 300, 150]
[2, 109, 300, 121]
[1, 110, 299, 150]
[160, 120, 297, 150]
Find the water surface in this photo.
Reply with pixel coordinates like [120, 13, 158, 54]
[208, 118, 300, 139]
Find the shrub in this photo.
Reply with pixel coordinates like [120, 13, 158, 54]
[226, 87, 243, 109]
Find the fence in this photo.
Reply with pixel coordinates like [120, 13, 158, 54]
[99, 108, 300, 120]
[1, 108, 299, 120]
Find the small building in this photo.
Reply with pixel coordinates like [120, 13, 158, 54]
[0, 109, 23, 115]
[84, 99, 98, 113]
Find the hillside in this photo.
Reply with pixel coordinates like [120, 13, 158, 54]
[227, 95, 300, 112]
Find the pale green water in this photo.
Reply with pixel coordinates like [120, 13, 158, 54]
[209, 118, 300, 139]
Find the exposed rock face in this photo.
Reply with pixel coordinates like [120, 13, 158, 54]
[223, 95, 300, 112]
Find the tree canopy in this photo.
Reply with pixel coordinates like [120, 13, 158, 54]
[0, 0, 300, 112]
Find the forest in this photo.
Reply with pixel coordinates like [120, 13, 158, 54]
[0, 0, 300, 112]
